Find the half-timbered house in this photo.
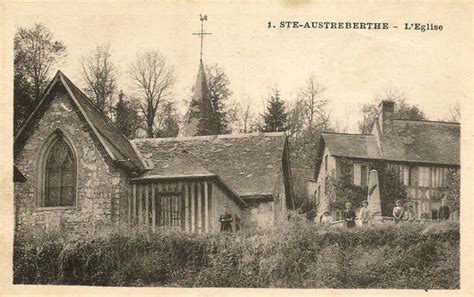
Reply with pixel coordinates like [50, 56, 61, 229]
[309, 101, 460, 222]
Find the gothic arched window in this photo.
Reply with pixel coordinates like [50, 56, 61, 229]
[44, 137, 76, 207]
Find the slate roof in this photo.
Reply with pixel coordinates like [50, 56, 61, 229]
[133, 132, 287, 197]
[138, 151, 214, 179]
[381, 120, 460, 165]
[320, 120, 460, 166]
[321, 133, 382, 160]
[15, 71, 146, 172]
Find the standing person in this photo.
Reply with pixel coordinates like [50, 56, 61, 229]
[343, 202, 356, 228]
[358, 200, 371, 226]
[392, 200, 404, 224]
[438, 199, 450, 222]
[219, 205, 233, 232]
[405, 205, 416, 222]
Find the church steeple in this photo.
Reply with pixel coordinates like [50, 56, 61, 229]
[179, 15, 216, 137]
[179, 60, 215, 137]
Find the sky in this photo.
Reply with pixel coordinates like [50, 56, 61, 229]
[2, 0, 472, 132]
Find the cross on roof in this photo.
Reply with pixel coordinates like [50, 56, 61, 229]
[192, 14, 212, 61]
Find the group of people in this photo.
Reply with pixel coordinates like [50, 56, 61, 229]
[319, 199, 451, 228]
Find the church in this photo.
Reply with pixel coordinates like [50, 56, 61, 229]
[13, 58, 294, 234]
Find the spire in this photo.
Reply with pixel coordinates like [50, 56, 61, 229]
[179, 15, 216, 137]
[179, 60, 215, 137]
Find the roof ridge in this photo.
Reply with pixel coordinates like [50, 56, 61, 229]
[394, 119, 460, 125]
[57, 71, 145, 171]
[322, 131, 374, 136]
[133, 131, 286, 143]
[59, 72, 135, 138]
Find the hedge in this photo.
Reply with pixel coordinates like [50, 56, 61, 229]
[13, 219, 459, 288]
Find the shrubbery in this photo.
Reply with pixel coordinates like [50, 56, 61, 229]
[13, 218, 459, 288]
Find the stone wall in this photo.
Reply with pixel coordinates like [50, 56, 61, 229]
[242, 201, 274, 230]
[312, 146, 336, 220]
[14, 84, 129, 234]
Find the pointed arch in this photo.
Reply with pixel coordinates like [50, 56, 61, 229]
[37, 128, 78, 208]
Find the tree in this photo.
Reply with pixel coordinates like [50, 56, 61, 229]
[443, 169, 460, 212]
[261, 88, 287, 132]
[447, 102, 460, 123]
[205, 64, 232, 134]
[358, 87, 426, 134]
[287, 74, 331, 167]
[113, 91, 141, 139]
[295, 74, 328, 131]
[13, 71, 34, 130]
[129, 51, 175, 137]
[228, 99, 259, 133]
[373, 162, 408, 216]
[154, 100, 180, 138]
[81, 44, 117, 112]
[14, 23, 66, 129]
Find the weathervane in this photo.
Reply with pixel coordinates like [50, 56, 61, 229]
[192, 14, 212, 61]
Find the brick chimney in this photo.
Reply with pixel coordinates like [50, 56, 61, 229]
[378, 100, 395, 135]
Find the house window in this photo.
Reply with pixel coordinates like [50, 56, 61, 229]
[44, 137, 76, 207]
[361, 165, 368, 187]
[353, 163, 368, 187]
[324, 155, 328, 171]
[409, 167, 418, 187]
[399, 165, 409, 186]
[400, 165, 410, 186]
[431, 167, 447, 188]
[418, 167, 430, 187]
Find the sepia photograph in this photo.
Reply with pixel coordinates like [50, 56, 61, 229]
[1, 0, 473, 294]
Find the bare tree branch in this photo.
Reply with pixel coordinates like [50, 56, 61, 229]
[80, 43, 117, 112]
[129, 51, 175, 137]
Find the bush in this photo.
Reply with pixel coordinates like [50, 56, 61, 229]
[13, 220, 459, 288]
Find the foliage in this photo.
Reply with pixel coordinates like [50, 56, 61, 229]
[13, 72, 34, 131]
[228, 100, 260, 133]
[358, 87, 426, 134]
[372, 161, 408, 216]
[129, 50, 175, 137]
[154, 100, 180, 138]
[443, 169, 460, 211]
[324, 158, 407, 216]
[14, 220, 459, 289]
[447, 102, 460, 123]
[81, 43, 117, 112]
[291, 167, 316, 219]
[261, 88, 287, 132]
[205, 64, 232, 134]
[296, 199, 318, 222]
[113, 91, 142, 139]
[287, 74, 331, 168]
[14, 23, 67, 130]
[325, 158, 368, 211]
